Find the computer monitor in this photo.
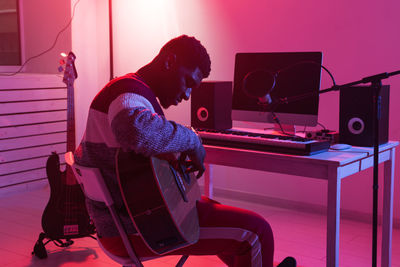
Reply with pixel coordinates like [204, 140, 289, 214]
[232, 52, 323, 128]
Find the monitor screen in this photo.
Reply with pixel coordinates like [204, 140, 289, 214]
[232, 52, 322, 127]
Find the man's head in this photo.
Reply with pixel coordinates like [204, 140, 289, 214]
[159, 35, 211, 79]
[140, 35, 211, 109]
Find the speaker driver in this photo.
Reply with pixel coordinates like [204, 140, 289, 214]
[347, 117, 365, 135]
[197, 107, 209, 122]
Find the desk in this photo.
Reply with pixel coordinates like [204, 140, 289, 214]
[203, 141, 398, 267]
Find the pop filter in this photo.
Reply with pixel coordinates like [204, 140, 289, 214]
[242, 70, 276, 105]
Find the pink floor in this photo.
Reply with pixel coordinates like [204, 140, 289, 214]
[0, 186, 399, 267]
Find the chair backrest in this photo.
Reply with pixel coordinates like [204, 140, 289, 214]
[64, 151, 144, 267]
[64, 152, 187, 267]
[64, 152, 114, 206]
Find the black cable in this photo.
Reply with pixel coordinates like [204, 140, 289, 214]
[265, 61, 337, 135]
[317, 122, 327, 130]
[275, 60, 337, 86]
[0, 0, 81, 76]
[271, 111, 287, 135]
[295, 124, 308, 133]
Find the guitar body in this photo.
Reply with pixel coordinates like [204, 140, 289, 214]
[41, 152, 95, 239]
[117, 151, 201, 255]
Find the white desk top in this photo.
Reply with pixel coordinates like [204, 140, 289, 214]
[204, 141, 398, 180]
[304, 141, 398, 164]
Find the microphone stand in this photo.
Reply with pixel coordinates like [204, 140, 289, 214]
[276, 70, 400, 267]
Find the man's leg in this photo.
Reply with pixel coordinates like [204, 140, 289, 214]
[178, 196, 274, 267]
[99, 196, 274, 267]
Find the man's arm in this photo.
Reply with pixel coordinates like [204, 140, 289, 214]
[108, 92, 203, 161]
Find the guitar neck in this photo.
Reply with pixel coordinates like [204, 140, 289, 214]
[62, 51, 78, 185]
[65, 82, 77, 185]
[66, 83, 76, 152]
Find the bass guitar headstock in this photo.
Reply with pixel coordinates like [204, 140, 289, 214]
[59, 52, 78, 88]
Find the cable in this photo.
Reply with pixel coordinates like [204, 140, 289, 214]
[275, 60, 336, 86]
[271, 111, 291, 136]
[317, 122, 327, 130]
[0, 0, 81, 76]
[265, 60, 337, 136]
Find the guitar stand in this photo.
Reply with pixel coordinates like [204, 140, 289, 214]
[32, 232, 96, 259]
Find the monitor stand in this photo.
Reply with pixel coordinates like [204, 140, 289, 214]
[274, 123, 296, 135]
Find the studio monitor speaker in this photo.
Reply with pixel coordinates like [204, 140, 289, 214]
[339, 85, 390, 147]
[191, 81, 232, 130]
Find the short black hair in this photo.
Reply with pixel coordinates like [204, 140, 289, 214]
[159, 35, 211, 78]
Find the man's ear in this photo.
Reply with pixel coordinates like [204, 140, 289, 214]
[164, 53, 177, 70]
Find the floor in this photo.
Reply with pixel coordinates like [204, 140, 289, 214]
[0, 185, 399, 267]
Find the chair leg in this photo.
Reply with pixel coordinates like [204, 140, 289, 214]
[176, 255, 189, 267]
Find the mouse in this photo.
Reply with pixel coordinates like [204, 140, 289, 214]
[330, 143, 352, 150]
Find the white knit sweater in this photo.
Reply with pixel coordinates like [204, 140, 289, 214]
[75, 73, 202, 237]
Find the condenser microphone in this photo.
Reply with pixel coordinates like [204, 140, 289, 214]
[242, 70, 276, 105]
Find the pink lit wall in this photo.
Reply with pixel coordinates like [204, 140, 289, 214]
[19, 0, 72, 73]
[72, 0, 400, 223]
[71, 0, 109, 141]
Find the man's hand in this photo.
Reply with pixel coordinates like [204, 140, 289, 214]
[180, 144, 206, 179]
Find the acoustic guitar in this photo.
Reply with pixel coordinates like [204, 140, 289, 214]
[116, 149, 201, 255]
[40, 52, 95, 241]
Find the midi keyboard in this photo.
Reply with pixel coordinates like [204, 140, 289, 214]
[195, 128, 331, 156]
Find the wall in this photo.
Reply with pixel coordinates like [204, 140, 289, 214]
[0, 73, 67, 195]
[71, 0, 109, 143]
[19, 0, 71, 73]
[72, 0, 400, 222]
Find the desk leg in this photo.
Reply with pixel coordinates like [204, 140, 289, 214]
[204, 164, 213, 198]
[381, 148, 395, 267]
[327, 166, 340, 267]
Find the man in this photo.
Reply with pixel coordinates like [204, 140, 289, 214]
[75, 35, 295, 267]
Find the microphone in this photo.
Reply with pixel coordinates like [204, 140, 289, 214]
[242, 70, 276, 105]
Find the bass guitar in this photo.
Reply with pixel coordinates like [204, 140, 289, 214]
[33, 52, 95, 259]
[116, 150, 201, 255]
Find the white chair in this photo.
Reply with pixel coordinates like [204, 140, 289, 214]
[65, 152, 188, 267]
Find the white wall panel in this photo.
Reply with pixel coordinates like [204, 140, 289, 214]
[0, 74, 68, 191]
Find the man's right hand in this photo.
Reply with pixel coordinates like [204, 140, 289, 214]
[180, 144, 206, 179]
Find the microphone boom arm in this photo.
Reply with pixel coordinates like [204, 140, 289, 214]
[277, 70, 400, 105]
